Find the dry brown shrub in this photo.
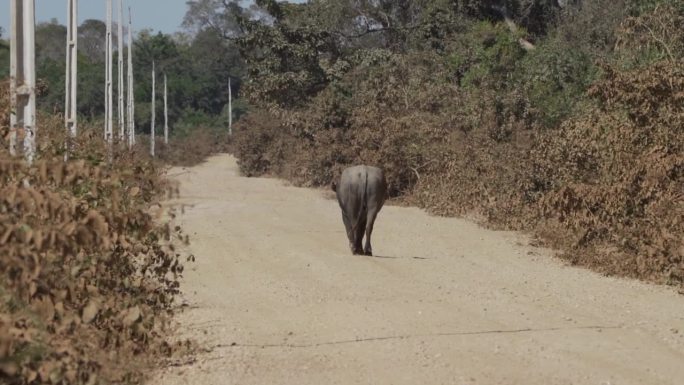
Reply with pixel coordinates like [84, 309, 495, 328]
[412, 129, 533, 223]
[234, 51, 463, 194]
[414, 58, 684, 285]
[233, 109, 302, 178]
[155, 129, 233, 167]
[530, 59, 684, 283]
[1, 79, 10, 142]
[0, 83, 191, 384]
[616, 3, 684, 65]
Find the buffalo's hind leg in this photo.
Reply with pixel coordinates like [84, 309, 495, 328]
[363, 210, 379, 256]
[341, 212, 355, 254]
[354, 215, 367, 255]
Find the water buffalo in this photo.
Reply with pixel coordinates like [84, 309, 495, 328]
[331, 165, 388, 256]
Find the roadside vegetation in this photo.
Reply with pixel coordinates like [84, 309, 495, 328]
[0, 80, 197, 383]
[226, 0, 683, 286]
[0, 10, 241, 381]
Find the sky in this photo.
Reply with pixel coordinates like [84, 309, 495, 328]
[0, 0, 190, 35]
[0, 1, 308, 37]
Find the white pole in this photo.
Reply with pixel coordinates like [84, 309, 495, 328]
[150, 60, 155, 157]
[228, 77, 232, 135]
[117, 0, 124, 142]
[104, 0, 109, 139]
[9, 0, 20, 156]
[164, 73, 168, 145]
[65, 0, 78, 157]
[23, 0, 36, 163]
[105, 0, 113, 148]
[10, 0, 37, 163]
[127, 6, 135, 148]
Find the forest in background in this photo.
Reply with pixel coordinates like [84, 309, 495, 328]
[0, 10, 244, 138]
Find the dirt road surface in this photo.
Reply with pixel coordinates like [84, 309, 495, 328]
[152, 154, 684, 385]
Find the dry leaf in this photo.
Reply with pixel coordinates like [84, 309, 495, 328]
[123, 306, 142, 327]
[0, 362, 18, 376]
[34, 296, 55, 323]
[82, 300, 99, 324]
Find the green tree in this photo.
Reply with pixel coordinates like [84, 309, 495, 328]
[77, 53, 106, 118]
[233, 0, 463, 107]
[182, 0, 248, 38]
[132, 30, 181, 133]
[236, 1, 332, 108]
[130, 28, 242, 134]
[34, 21, 68, 113]
[36, 19, 67, 63]
[181, 28, 243, 114]
[78, 19, 107, 63]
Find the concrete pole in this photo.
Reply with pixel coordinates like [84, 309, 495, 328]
[228, 77, 232, 135]
[164, 73, 168, 145]
[105, 0, 113, 147]
[150, 60, 155, 157]
[22, 0, 36, 164]
[10, 0, 37, 163]
[127, 6, 135, 148]
[9, 0, 20, 156]
[117, 0, 124, 142]
[65, 0, 78, 158]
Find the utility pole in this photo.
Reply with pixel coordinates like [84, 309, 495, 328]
[104, 0, 113, 148]
[127, 6, 135, 148]
[117, 0, 124, 142]
[150, 61, 155, 157]
[164, 73, 168, 145]
[10, 0, 37, 163]
[228, 77, 232, 135]
[65, 0, 78, 159]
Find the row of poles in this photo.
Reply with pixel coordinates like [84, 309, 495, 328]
[8, 0, 174, 163]
[99, 0, 166, 157]
[103, 0, 146, 153]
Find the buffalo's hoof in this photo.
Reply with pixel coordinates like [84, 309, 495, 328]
[363, 249, 373, 256]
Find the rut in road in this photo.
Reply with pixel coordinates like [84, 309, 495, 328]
[152, 154, 684, 385]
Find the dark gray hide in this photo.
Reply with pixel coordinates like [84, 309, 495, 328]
[332, 165, 387, 256]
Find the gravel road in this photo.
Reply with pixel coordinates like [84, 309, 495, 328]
[152, 154, 684, 385]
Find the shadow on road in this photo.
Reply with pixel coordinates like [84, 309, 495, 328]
[371, 255, 430, 260]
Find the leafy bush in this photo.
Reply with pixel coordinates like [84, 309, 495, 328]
[514, 38, 596, 129]
[172, 108, 224, 138]
[233, 109, 296, 178]
[156, 128, 233, 167]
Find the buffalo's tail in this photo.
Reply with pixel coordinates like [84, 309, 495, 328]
[350, 170, 368, 235]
